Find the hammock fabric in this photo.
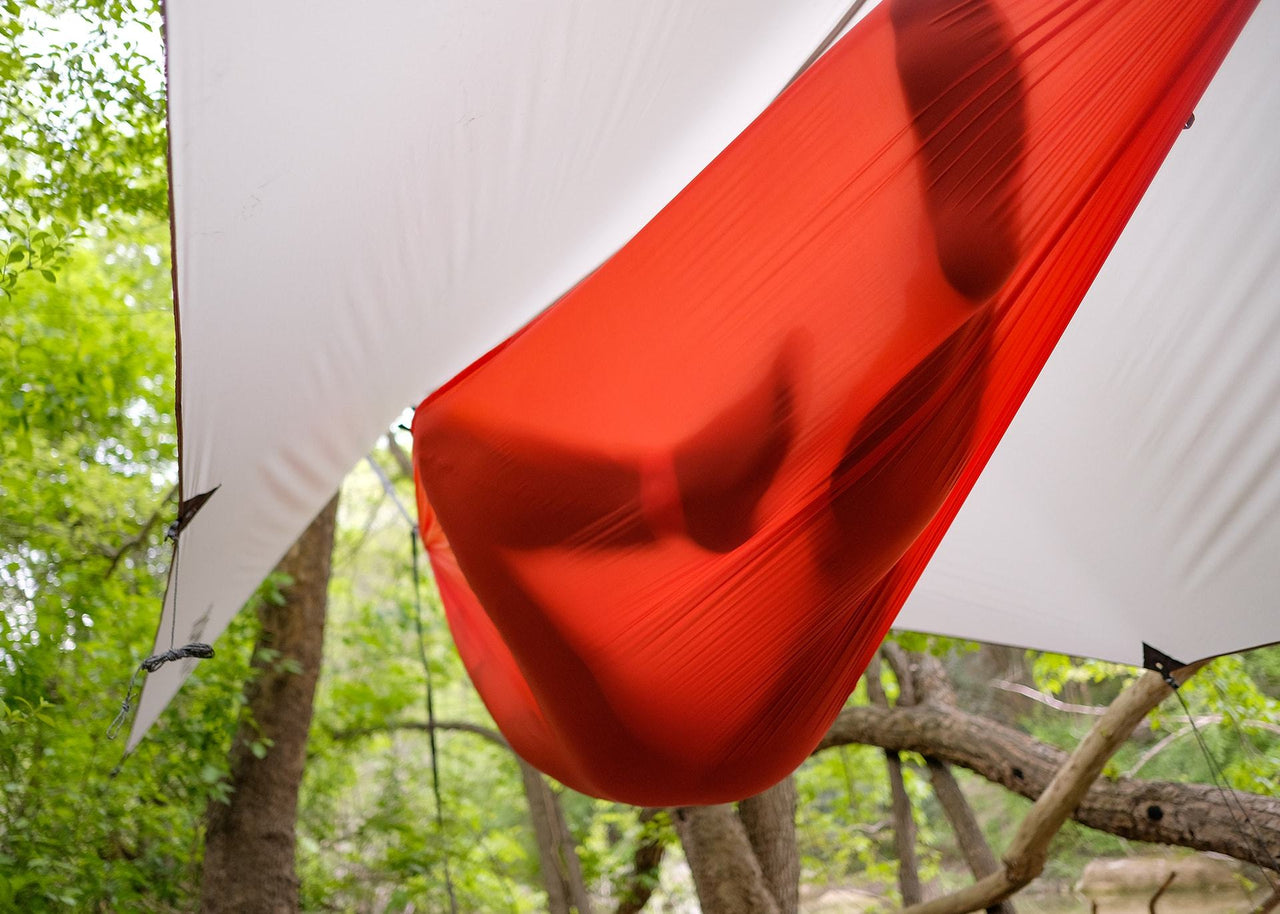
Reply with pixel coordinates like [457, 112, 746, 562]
[412, 0, 1256, 804]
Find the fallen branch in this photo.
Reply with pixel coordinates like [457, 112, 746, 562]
[816, 671, 1280, 875]
[892, 668, 1199, 914]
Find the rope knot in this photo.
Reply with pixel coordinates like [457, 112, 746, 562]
[140, 642, 215, 673]
[108, 642, 216, 741]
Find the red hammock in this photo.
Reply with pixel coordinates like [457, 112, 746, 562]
[412, 0, 1257, 804]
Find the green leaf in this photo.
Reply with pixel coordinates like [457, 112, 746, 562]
[6, 247, 25, 264]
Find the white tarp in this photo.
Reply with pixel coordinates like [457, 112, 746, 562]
[899, 0, 1280, 666]
[134, 0, 1278, 748]
[130, 0, 859, 748]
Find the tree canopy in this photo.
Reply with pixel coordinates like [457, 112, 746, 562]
[1, 2, 1277, 912]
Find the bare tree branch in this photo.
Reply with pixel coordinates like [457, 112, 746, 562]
[926, 760, 1015, 914]
[881, 643, 919, 706]
[1125, 716, 1280, 778]
[888, 650, 1013, 914]
[104, 482, 178, 578]
[1146, 871, 1176, 913]
[385, 432, 415, 480]
[519, 759, 595, 914]
[330, 718, 509, 749]
[989, 680, 1107, 716]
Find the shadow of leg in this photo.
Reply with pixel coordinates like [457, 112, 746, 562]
[674, 340, 800, 553]
[821, 311, 991, 589]
[416, 415, 655, 550]
[418, 339, 801, 555]
[890, 0, 1028, 301]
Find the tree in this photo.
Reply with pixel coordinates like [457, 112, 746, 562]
[814, 646, 1280, 912]
[6, 3, 1280, 911]
[1, 0, 166, 298]
[0, 223, 259, 911]
[674, 777, 800, 914]
[200, 495, 339, 914]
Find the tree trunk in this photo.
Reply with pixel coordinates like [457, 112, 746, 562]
[882, 647, 1014, 914]
[519, 759, 595, 914]
[674, 804, 781, 914]
[868, 652, 923, 906]
[926, 761, 1016, 914]
[739, 776, 801, 914]
[200, 495, 339, 914]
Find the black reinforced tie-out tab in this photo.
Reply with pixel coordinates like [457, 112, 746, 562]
[1142, 642, 1187, 688]
[166, 485, 220, 541]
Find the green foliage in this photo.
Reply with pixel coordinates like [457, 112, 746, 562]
[0, 8, 247, 904]
[296, 463, 544, 912]
[887, 629, 979, 659]
[793, 670, 952, 905]
[5, 3, 1279, 911]
[0, 209, 263, 909]
[1, 0, 166, 298]
[1243, 645, 1280, 699]
[797, 742, 897, 888]
[1029, 649, 1280, 797]
[1145, 652, 1280, 797]
[586, 807, 679, 907]
[0, 10, 256, 899]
